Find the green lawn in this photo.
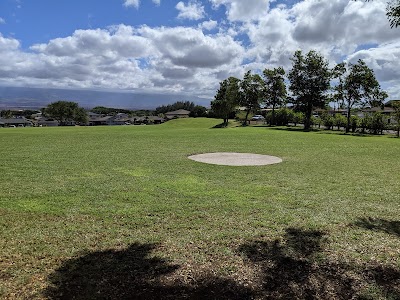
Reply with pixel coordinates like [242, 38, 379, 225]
[0, 119, 399, 299]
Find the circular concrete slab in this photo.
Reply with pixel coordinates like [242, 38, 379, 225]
[188, 152, 283, 166]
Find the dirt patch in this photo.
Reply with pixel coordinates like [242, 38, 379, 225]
[188, 152, 283, 166]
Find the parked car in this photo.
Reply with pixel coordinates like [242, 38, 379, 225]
[251, 115, 265, 120]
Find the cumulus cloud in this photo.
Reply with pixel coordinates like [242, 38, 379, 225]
[347, 42, 400, 82]
[0, 17, 5, 24]
[0, 25, 245, 96]
[201, 19, 218, 30]
[139, 25, 244, 68]
[1, 0, 400, 100]
[123, 0, 140, 8]
[210, 0, 270, 22]
[176, 0, 205, 20]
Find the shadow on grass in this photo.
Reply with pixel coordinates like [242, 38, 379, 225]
[354, 217, 400, 237]
[211, 122, 229, 128]
[238, 228, 400, 299]
[44, 229, 400, 299]
[267, 126, 385, 137]
[43, 242, 252, 300]
[267, 126, 320, 132]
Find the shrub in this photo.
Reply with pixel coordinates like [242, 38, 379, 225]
[350, 115, 359, 133]
[321, 113, 334, 130]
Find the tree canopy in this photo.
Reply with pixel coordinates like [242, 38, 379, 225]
[211, 77, 241, 125]
[262, 67, 287, 125]
[332, 59, 388, 133]
[288, 50, 331, 130]
[390, 100, 400, 137]
[239, 70, 263, 125]
[387, 0, 400, 27]
[45, 101, 88, 125]
[155, 101, 196, 115]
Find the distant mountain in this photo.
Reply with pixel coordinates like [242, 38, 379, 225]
[0, 86, 211, 110]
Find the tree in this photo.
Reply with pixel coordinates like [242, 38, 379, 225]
[155, 101, 196, 115]
[391, 101, 400, 137]
[288, 50, 331, 130]
[387, 0, 400, 27]
[239, 70, 263, 126]
[332, 59, 387, 133]
[45, 101, 88, 125]
[210, 77, 241, 125]
[189, 105, 207, 118]
[0, 110, 13, 118]
[262, 67, 287, 125]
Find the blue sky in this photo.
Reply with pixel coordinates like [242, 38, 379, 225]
[0, 0, 399, 106]
[1, 0, 226, 48]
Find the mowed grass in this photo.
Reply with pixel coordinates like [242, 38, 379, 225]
[0, 118, 399, 299]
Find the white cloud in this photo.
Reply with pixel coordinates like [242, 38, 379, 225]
[0, 18, 5, 24]
[123, 0, 140, 8]
[210, 0, 270, 22]
[139, 26, 244, 68]
[123, 0, 161, 8]
[201, 20, 218, 30]
[176, 1, 205, 20]
[1, 0, 400, 100]
[0, 25, 245, 96]
[347, 42, 400, 82]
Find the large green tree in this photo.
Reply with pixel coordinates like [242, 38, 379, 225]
[332, 59, 387, 133]
[262, 67, 287, 126]
[391, 101, 400, 137]
[288, 50, 331, 130]
[210, 77, 241, 125]
[239, 70, 263, 126]
[45, 101, 88, 125]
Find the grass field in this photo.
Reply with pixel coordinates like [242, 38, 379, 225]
[0, 118, 399, 299]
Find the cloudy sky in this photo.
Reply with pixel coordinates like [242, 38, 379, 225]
[0, 0, 399, 104]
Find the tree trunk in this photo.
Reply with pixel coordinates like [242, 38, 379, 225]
[304, 104, 312, 130]
[243, 110, 250, 126]
[271, 104, 276, 126]
[346, 105, 351, 133]
[397, 126, 400, 138]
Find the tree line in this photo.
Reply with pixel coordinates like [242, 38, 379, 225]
[23, 100, 208, 125]
[211, 50, 388, 133]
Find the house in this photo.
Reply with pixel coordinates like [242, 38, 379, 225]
[360, 107, 396, 124]
[165, 109, 191, 119]
[88, 115, 114, 126]
[0, 117, 33, 127]
[37, 117, 59, 127]
[147, 116, 165, 124]
[312, 108, 347, 117]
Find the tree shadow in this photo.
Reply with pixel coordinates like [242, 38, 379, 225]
[44, 242, 253, 300]
[353, 217, 400, 237]
[238, 228, 400, 299]
[211, 122, 229, 128]
[43, 230, 400, 299]
[267, 127, 320, 133]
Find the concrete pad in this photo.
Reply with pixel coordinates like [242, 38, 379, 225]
[188, 152, 283, 166]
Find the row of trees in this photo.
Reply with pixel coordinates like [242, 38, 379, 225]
[261, 105, 400, 137]
[211, 50, 387, 132]
[40, 100, 208, 126]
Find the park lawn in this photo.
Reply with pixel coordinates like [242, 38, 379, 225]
[0, 118, 399, 299]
